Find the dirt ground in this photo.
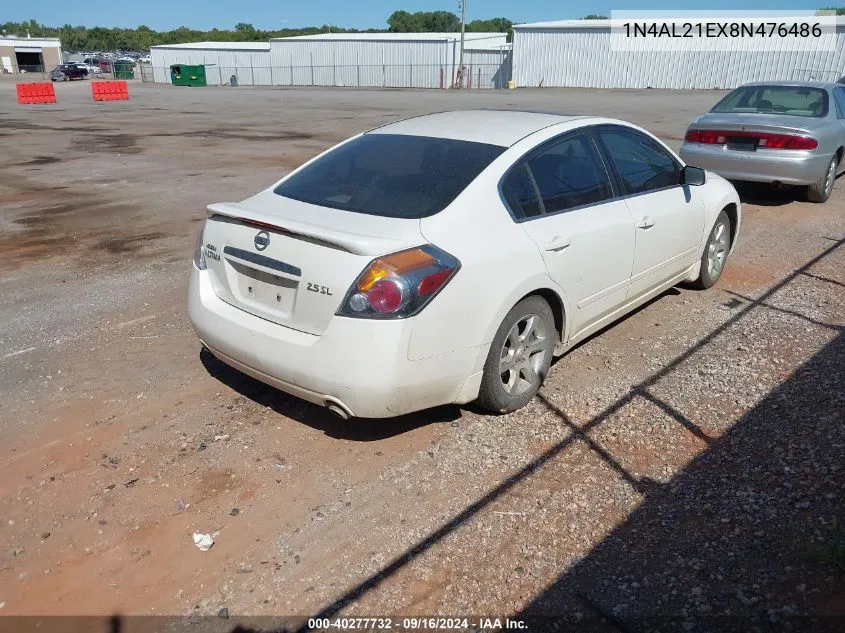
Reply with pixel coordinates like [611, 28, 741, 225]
[0, 82, 843, 631]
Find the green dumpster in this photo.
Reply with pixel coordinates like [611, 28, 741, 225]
[170, 64, 207, 87]
[114, 63, 135, 80]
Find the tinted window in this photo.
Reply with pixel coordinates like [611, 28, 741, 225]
[834, 88, 845, 119]
[501, 163, 542, 219]
[525, 133, 614, 213]
[597, 128, 680, 195]
[711, 85, 828, 118]
[274, 134, 504, 218]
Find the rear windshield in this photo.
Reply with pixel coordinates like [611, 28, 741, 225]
[273, 134, 505, 218]
[711, 85, 828, 118]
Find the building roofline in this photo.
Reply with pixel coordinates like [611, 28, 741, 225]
[150, 41, 270, 50]
[270, 32, 506, 42]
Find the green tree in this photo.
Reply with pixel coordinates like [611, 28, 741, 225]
[234, 22, 259, 40]
[419, 11, 461, 32]
[387, 10, 420, 32]
[582, 14, 608, 19]
[467, 18, 512, 33]
[387, 10, 460, 32]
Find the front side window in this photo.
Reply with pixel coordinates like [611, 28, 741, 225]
[597, 128, 680, 195]
[274, 133, 505, 218]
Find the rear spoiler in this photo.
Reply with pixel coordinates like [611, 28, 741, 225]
[206, 202, 414, 257]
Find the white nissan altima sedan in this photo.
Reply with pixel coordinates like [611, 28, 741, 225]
[189, 110, 741, 419]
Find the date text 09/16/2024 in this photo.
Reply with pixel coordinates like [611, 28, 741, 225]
[306, 617, 528, 630]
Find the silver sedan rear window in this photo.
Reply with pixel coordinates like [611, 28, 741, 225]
[712, 86, 828, 118]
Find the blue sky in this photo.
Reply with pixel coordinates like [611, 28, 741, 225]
[4, 0, 829, 31]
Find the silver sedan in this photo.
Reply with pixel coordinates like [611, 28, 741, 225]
[679, 81, 845, 202]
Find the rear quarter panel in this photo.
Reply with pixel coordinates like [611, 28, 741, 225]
[412, 180, 558, 363]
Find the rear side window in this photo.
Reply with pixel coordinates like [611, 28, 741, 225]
[501, 163, 542, 219]
[274, 134, 505, 218]
[526, 133, 614, 213]
[596, 128, 680, 195]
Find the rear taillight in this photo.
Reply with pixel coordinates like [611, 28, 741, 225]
[193, 225, 206, 270]
[685, 128, 817, 150]
[337, 245, 460, 319]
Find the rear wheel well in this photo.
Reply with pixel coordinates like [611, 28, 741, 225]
[722, 203, 738, 248]
[523, 289, 565, 342]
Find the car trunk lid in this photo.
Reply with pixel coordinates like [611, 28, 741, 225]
[693, 113, 815, 135]
[690, 114, 817, 151]
[202, 191, 424, 335]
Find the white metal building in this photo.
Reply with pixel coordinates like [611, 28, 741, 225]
[463, 45, 513, 89]
[512, 19, 845, 89]
[269, 32, 508, 88]
[149, 34, 508, 88]
[150, 41, 271, 85]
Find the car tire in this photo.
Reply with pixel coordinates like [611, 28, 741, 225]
[477, 296, 557, 414]
[692, 210, 731, 290]
[807, 155, 837, 203]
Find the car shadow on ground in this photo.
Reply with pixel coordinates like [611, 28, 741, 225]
[199, 348, 460, 440]
[731, 180, 809, 206]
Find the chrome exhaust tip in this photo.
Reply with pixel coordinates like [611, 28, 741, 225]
[326, 403, 350, 420]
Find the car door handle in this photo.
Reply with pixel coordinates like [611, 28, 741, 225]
[636, 216, 655, 229]
[544, 237, 572, 252]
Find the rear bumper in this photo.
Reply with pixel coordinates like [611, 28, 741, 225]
[188, 267, 482, 418]
[680, 143, 831, 185]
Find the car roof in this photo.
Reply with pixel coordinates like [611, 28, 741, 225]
[368, 110, 591, 147]
[739, 80, 835, 90]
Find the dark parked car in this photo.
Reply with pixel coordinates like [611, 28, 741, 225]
[50, 64, 88, 81]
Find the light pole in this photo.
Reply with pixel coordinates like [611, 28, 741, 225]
[458, 0, 467, 87]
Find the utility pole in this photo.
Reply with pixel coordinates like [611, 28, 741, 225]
[458, 0, 467, 87]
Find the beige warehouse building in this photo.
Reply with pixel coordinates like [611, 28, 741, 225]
[0, 36, 63, 74]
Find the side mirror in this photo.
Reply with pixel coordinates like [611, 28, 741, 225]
[681, 165, 706, 186]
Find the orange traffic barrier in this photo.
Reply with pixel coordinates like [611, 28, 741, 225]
[91, 80, 129, 101]
[16, 82, 57, 105]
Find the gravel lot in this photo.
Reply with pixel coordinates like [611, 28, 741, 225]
[0, 81, 843, 631]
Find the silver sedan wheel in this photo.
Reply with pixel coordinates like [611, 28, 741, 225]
[499, 314, 549, 396]
[707, 219, 729, 279]
[824, 158, 836, 197]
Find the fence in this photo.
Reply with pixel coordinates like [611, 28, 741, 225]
[790, 68, 842, 82]
[6, 64, 46, 77]
[4, 64, 135, 81]
[139, 62, 512, 89]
